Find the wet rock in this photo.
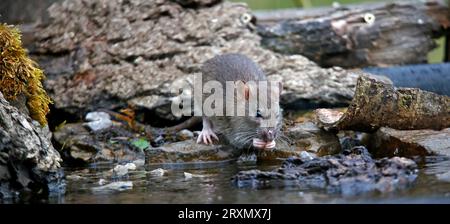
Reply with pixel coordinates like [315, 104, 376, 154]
[237, 153, 257, 164]
[149, 168, 167, 177]
[132, 159, 145, 167]
[176, 129, 194, 141]
[232, 146, 418, 196]
[145, 140, 241, 164]
[299, 151, 315, 161]
[368, 127, 450, 158]
[91, 181, 133, 192]
[84, 111, 113, 132]
[111, 163, 137, 177]
[339, 135, 363, 151]
[184, 172, 204, 179]
[53, 122, 145, 164]
[32, 0, 368, 119]
[0, 92, 65, 199]
[316, 75, 450, 132]
[284, 122, 341, 156]
[98, 179, 107, 185]
[254, 121, 340, 162]
[256, 148, 302, 162]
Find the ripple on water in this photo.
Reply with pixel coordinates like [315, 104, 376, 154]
[50, 156, 450, 204]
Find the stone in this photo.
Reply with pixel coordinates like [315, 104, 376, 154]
[132, 159, 145, 167]
[256, 148, 302, 162]
[232, 146, 418, 196]
[284, 122, 341, 156]
[145, 139, 241, 164]
[84, 111, 113, 132]
[368, 127, 450, 158]
[184, 172, 204, 179]
[53, 122, 145, 164]
[111, 163, 137, 177]
[91, 181, 133, 192]
[149, 168, 167, 177]
[176, 129, 195, 141]
[0, 92, 65, 199]
[299, 151, 315, 161]
[237, 153, 257, 164]
[98, 179, 107, 185]
[184, 172, 193, 179]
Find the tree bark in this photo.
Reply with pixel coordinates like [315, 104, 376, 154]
[256, 0, 450, 68]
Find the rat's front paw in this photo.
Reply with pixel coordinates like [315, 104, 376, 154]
[196, 129, 219, 145]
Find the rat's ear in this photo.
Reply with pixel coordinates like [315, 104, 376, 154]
[244, 83, 250, 101]
[236, 80, 250, 101]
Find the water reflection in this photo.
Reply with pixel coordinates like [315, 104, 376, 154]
[45, 156, 450, 204]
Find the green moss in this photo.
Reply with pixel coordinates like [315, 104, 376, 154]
[0, 23, 52, 125]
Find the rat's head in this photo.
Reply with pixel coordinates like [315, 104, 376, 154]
[252, 106, 283, 150]
[228, 80, 283, 150]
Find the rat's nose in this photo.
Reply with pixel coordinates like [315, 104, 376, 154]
[262, 129, 275, 142]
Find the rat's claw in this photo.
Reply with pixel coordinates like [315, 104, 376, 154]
[211, 132, 219, 141]
[197, 128, 218, 145]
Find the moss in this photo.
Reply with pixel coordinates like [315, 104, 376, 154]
[0, 23, 52, 125]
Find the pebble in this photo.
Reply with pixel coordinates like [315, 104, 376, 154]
[112, 163, 137, 177]
[132, 159, 145, 167]
[300, 151, 315, 161]
[176, 129, 194, 141]
[98, 178, 107, 185]
[84, 111, 113, 131]
[237, 153, 257, 163]
[149, 168, 167, 177]
[92, 181, 133, 192]
[184, 172, 204, 179]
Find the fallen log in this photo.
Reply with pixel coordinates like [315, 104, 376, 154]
[256, 0, 450, 68]
[315, 76, 450, 132]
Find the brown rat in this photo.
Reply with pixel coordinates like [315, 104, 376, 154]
[197, 53, 283, 150]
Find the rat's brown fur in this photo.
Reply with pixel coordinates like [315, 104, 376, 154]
[200, 53, 283, 149]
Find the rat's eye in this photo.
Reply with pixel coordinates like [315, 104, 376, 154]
[256, 109, 263, 118]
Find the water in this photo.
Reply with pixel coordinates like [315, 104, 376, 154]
[46, 157, 450, 204]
